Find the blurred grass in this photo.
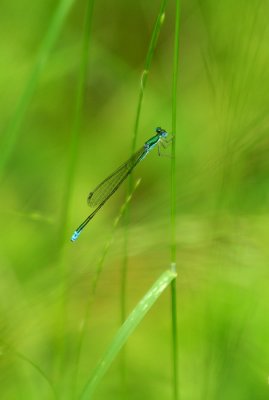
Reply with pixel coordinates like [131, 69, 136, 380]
[0, 0, 75, 179]
[1, 0, 269, 399]
[58, 0, 95, 249]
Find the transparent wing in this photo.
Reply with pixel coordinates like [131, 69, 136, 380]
[87, 147, 145, 207]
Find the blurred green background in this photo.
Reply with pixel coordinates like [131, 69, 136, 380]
[1, 0, 269, 399]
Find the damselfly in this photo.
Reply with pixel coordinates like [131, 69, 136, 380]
[71, 127, 170, 241]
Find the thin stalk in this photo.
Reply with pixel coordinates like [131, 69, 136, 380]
[120, 0, 168, 389]
[0, 0, 75, 180]
[170, 278, 179, 399]
[122, 0, 168, 318]
[132, 0, 168, 155]
[54, 0, 95, 387]
[7, 345, 58, 400]
[121, 0, 168, 333]
[170, 0, 181, 399]
[58, 0, 95, 247]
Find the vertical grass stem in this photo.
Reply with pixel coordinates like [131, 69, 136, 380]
[171, 0, 181, 399]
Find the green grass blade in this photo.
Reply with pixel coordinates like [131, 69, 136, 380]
[170, 0, 181, 399]
[132, 0, 168, 154]
[58, 0, 95, 247]
[52, 0, 95, 386]
[120, 1, 168, 388]
[171, 1, 181, 264]
[121, 0, 168, 332]
[79, 269, 177, 400]
[72, 179, 141, 397]
[170, 278, 179, 399]
[0, 0, 75, 179]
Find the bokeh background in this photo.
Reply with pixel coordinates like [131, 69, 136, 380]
[1, 0, 269, 399]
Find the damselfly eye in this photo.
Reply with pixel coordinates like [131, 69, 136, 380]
[161, 130, 168, 137]
[155, 127, 162, 133]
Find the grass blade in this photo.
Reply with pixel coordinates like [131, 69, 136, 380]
[0, 0, 75, 179]
[58, 0, 95, 247]
[120, 1, 168, 389]
[121, 0, 168, 351]
[72, 179, 141, 397]
[132, 0, 168, 154]
[170, 0, 181, 399]
[2, 343, 58, 400]
[53, 0, 95, 386]
[79, 269, 177, 400]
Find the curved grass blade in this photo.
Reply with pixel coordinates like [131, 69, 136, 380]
[79, 269, 177, 400]
[2, 343, 58, 400]
[72, 179, 141, 397]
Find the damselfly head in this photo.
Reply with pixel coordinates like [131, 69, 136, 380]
[155, 126, 168, 138]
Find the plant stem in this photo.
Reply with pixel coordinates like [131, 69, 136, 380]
[171, 0, 181, 398]
[58, 0, 95, 248]
[120, 0, 168, 390]
[55, 0, 95, 391]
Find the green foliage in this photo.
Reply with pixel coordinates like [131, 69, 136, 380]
[0, 0, 269, 399]
[80, 270, 176, 399]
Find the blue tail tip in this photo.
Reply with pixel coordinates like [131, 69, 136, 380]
[71, 230, 80, 242]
